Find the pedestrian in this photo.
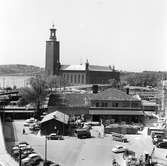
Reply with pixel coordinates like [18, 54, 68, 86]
[23, 128, 25, 135]
[112, 159, 117, 166]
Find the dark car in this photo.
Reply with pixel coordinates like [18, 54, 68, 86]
[112, 133, 128, 143]
[152, 135, 166, 145]
[47, 133, 64, 140]
[74, 128, 91, 139]
[156, 141, 167, 148]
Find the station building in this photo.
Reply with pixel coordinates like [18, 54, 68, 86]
[48, 88, 144, 124]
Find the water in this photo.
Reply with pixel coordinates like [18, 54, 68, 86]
[0, 76, 32, 88]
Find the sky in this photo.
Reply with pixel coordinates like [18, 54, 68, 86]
[0, 0, 167, 72]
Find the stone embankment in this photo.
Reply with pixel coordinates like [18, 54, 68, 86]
[0, 118, 18, 166]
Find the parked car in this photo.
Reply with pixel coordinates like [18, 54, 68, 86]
[12, 142, 30, 152]
[112, 145, 127, 153]
[83, 121, 101, 128]
[24, 118, 37, 127]
[74, 128, 91, 139]
[126, 155, 138, 165]
[43, 160, 60, 166]
[29, 124, 40, 131]
[112, 133, 128, 143]
[151, 131, 165, 139]
[156, 141, 167, 148]
[12, 146, 34, 161]
[22, 153, 43, 166]
[47, 133, 64, 140]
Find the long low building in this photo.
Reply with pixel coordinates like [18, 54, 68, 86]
[48, 88, 144, 124]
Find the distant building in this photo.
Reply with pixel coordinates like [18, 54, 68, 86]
[124, 85, 160, 103]
[45, 25, 120, 85]
[142, 100, 158, 113]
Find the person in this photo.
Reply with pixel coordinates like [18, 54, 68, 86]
[112, 159, 117, 166]
[23, 128, 25, 135]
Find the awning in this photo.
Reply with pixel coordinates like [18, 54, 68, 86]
[89, 110, 144, 115]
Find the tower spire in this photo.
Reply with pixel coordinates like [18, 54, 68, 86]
[50, 24, 57, 40]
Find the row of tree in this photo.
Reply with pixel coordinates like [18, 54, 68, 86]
[120, 71, 167, 87]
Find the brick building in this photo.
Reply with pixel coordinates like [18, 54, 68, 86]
[45, 25, 120, 85]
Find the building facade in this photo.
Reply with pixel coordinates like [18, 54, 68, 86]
[45, 26, 120, 85]
[47, 88, 144, 124]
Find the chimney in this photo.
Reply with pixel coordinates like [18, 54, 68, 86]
[126, 88, 129, 95]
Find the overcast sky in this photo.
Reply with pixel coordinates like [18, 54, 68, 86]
[0, 0, 167, 72]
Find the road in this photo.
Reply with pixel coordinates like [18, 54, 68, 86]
[5, 120, 167, 166]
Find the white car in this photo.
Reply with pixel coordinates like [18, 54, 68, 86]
[112, 145, 126, 153]
[24, 118, 37, 126]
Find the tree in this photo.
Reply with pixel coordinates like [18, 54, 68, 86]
[46, 75, 70, 91]
[108, 78, 120, 88]
[19, 75, 48, 119]
[46, 75, 59, 92]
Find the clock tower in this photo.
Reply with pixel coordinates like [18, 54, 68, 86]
[45, 25, 61, 75]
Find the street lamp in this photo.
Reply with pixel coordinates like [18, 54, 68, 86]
[43, 135, 48, 166]
[19, 148, 22, 166]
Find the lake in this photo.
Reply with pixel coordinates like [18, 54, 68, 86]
[0, 76, 32, 88]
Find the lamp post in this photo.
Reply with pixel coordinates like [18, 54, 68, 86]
[44, 135, 48, 166]
[19, 148, 22, 166]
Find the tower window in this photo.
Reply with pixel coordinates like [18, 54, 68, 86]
[78, 74, 80, 83]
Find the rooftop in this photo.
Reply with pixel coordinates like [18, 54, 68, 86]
[61, 64, 116, 72]
[40, 111, 69, 124]
[89, 88, 140, 101]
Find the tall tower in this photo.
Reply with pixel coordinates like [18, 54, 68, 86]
[45, 25, 60, 75]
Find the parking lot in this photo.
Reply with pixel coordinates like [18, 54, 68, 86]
[4, 120, 167, 166]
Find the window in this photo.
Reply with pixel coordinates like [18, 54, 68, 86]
[71, 75, 73, 83]
[131, 102, 139, 108]
[112, 103, 119, 107]
[101, 102, 105, 107]
[74, 74, 77, 83]
[82, 74, 85, 84]
[96, 102, 99, 107]
[104, 103, 108, 107]
[101, 102, 108, 107]
[66, 74, 69, 82]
